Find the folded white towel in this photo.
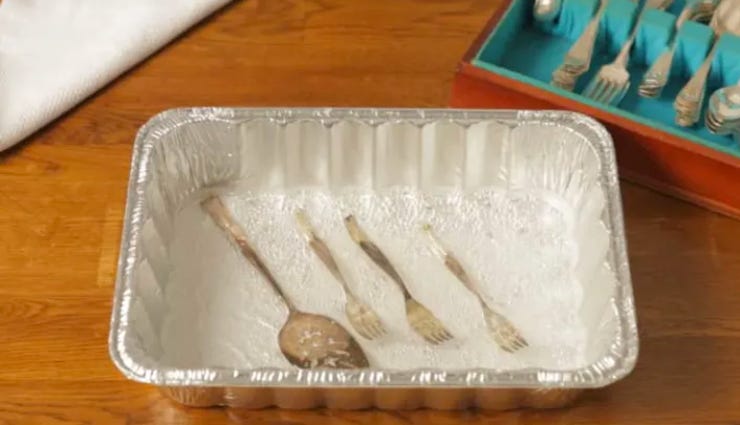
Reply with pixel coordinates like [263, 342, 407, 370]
[0, 0, 232, 151]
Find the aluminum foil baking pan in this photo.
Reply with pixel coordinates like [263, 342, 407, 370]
[109, 107, 638, 410]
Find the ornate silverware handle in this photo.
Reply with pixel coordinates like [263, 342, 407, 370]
[642, 6, 694, 86]
[675, 42, 720, 123]
[561, 0, 610, 71]
[202, 196, 297, 311]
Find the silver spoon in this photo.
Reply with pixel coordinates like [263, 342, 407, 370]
[534, 0, 562, 22]
[706, 83, 740, 135]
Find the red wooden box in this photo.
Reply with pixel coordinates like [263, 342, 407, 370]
[450, 1, 740, 219]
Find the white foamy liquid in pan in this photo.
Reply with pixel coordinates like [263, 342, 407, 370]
[161, 187, 586, 371]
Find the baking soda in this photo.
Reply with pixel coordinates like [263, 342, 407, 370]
[160, 187, 588, 371]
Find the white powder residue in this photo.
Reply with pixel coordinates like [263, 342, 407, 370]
[160, 187, 587, 371]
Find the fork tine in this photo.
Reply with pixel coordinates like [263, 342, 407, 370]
[357, 321, 373, 339]
[368, 326, 380, 339]
[608, 83, 626, 105]
[431, 329, 446, 343]
[582, 78, 602, 99]
[487, 314, 529, 352]
[613, 83, 630, 106]
[410, 320, 431, 343]
[604, 81, 622, 103]
[363, 321, 376, 338]
[360, 311, 383, 339]
[512, 338, 526, 350]
[506, 341, 519, 352]
[354, 322, 373, 339]
[373, 321, 386, 337]
[596, 81, 616, 103]
[499, 341, 515, 353]
[591, 82, 608, 102]
[427, 324, 444, 342]
[587, 79, 609, 101]
[367, 321, 382, 338]
[595, 81, 617, 104]
[365, 327, 377, 340]
[589, 80, 608, 102]
[438, 328, 454, 342]
[356, 325, 371, 340]
[427, 323, 451, 344]
[425, 331, 442, 345]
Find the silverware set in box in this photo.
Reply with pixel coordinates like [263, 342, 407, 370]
[539, 0, 740, 136]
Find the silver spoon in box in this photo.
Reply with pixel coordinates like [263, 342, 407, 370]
[534, 0, 562, 22]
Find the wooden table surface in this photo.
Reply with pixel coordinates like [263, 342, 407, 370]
[1, 0, 739, 423]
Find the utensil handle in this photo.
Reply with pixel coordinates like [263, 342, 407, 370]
[642, 44, 677, 85]
[422, 225, 487, 306]
[677, 42, 719, 102]
[643, 44, 676, 83]
[673, 1, 695, 29]
[344, 215, 412, 300]
[562, 0, 609, 71]
[614, 28, 638, 67]
[295, 209, 356, 298]
[639, 1, 694, 89]
[615, 2, 661, 67]
[202, 196, 296, 311]
[675, 42, 719, 124]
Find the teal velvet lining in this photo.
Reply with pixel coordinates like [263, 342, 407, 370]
[472, 0, 740, 157]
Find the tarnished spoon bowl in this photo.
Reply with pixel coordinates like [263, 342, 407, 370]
[533, 0, 562, 22]
[279, 311, 370, 368]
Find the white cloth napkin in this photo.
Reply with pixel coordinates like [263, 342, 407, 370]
[0, 0, 232, 151]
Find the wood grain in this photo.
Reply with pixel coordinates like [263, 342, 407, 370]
[1, 0, 739, 423]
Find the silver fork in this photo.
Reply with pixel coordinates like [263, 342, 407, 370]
[422, 224, 527, 352]
[295, 210, 386, 340]
[344, 215, 454, 345]
[583, 0, 674, 105]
